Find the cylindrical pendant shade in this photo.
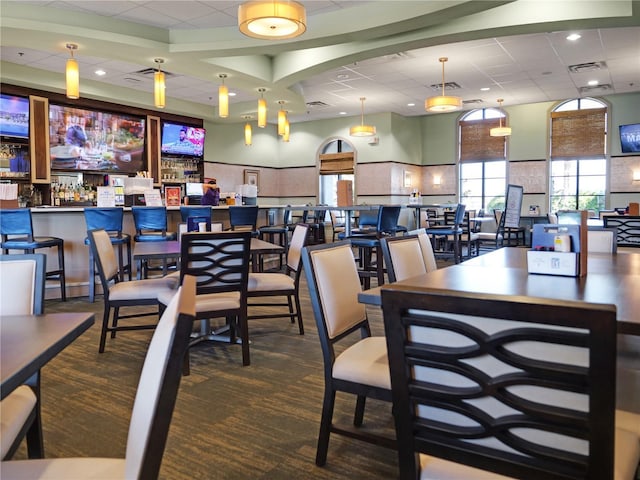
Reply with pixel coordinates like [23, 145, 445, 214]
[154, 70, 165, 109]
[244, 121, 252, 145]
[258, 97, 267, 128]
[278, 108, 286, 136]
[282, 119, 290, 142]
[219, 84, 229, 118]
[66, 58, 79, 99]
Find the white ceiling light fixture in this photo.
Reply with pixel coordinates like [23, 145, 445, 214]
[65, 43, 79, 99]
[490, 98, 512, 137]
[218, 74, 229, 118]
[349, 97, 376, 137]
[277, 101, 287, 136]
[153, 58, 165, 109]
[257, 88, 267, 128]
[425, 57, 462, 113]
[238, 0, 306, 40]
[243, 115, 253, 146]
[567, 33, 582, 41]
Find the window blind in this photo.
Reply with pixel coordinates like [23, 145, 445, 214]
[319, 152, 354, 174]
[551, 108, 606, 159]
[459, 118, 505, 162]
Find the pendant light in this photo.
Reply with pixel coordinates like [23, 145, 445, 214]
[490, 98, 512, 137]
[277, 100, 287, 136]
[238, 0, 306, 40]
[65, 43, 79, 99]
[154, 58, 165, 109]
[425, 57, 462, 112]
[218, 74, 229, 118]
[282, 118, 290, 142]
[349, 97, 376, 137]
[257, 88, 267, 128]
[243, 115, 253, 146]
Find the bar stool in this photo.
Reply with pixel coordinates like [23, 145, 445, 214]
[258, 208, 291, 269]
[131, 206, 177, 278]
[0, 208, 66, 301]
[83, 208, 131, 302]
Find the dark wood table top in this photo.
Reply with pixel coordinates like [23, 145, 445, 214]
[359, 247, 640, 335]
[1, 312, 95, 399]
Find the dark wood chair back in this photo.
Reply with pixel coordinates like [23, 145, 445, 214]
[381, 286, 617, 480]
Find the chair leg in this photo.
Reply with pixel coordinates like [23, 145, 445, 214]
[111, 306, 120, 338]
[24, 373, 43, 459]
[57, 243, 66, 301]
[354, 394, 367, 426]
[239, 312, 250, 366]
[99, 307, 111, 353]
[293, 294, 304, 335]
[375, 246, 385, 286]
[316, 387, 337, 466]
[88, 249, 96, 303]
[125, 240, 132, 281]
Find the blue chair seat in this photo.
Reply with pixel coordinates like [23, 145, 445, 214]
[131, 206, 177, 278]
[0, 208, 66, 301]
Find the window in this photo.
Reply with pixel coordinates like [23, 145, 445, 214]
[318, 139, 354, 206]
[549, 98, 607, 212]
[459, 108, 507, 212]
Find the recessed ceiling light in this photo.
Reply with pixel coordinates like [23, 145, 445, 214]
[339, 111, 347, 115]
[229, 92, 237, 97]
[480, 87, 490, 91]
[588, 80, 599, 86]
[407, 103, 415, 107]
[94, 69, 106, 76]
[336, 74, 349, 80]
[566, 33, 581, 41]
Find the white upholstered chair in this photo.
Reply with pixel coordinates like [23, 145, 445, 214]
[588, 226, 618, 253]
[301, 241, 393, 466]
[0, 254, 46, 460]
[247, 224, 308, 334]
[382, 286, 640, 480]
[87, 228, 179, 353]
[380, 231, 437, 283]
[0, 276, 197, 479]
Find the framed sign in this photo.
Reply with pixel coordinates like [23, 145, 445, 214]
[244, 169, 259, 189]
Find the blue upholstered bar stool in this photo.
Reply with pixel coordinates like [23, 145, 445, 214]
[227, 205, 259, 237]
[83, 208, 132, 302]
[179, 205, 213, 223]
[0, 208, 66, 301]
[131, 206, 177, 278]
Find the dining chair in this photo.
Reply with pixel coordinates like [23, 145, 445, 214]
[301, 241, 393, 467]
[604, 215, 640, 248]
[587, 226, 618, 253]
[495, 208, 526, 246]
[340, 205, 402, 289]
[476, 209, 504, 252]
[131, 206, 178, 278]
[228, 205, 259, 237]
[83, 207, 132, 303]
[87, 228, 179, 353]
[380, 231, 437, 283]
[0, 275, 197, 480]
[0, 254, 46, 460]
[258, 208, 292, 269]
[179, 205, 212, 223]
[158, 231, 252, 370]
[381, 286, 640, 480]
[0, 208, 66, 301]
[425, 203, 466, 264]
[247, 224, 308, 334]
[328, 210, 345, 242]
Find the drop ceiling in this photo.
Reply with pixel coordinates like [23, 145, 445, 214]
[1, 1, 639, 124]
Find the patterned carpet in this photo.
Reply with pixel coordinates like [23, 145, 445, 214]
[8, 274, 400, 480]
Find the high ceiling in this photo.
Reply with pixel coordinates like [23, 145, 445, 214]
[1, 1, 639, 125]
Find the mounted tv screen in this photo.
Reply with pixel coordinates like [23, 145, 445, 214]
[619, 123, 640, 153]
[161, 123, 205, 157]
[49, 104, 146, 173]
[0, 94, 29, 138]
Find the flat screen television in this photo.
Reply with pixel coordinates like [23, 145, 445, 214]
[0, 94, 29, 138]
[619, 123, 640, 153]
[161, 122, 205, 157]
[49, 104, 146, 173]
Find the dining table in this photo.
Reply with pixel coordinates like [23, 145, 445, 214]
[133, 236, 284, 279]
[359, 247, 640, 336]
[284, 205, 380, 237]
